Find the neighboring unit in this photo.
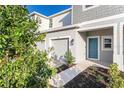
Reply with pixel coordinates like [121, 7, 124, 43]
[30, 5, 124, 71]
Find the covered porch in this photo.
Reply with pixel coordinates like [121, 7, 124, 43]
[76, 16, 124, 71]
[79, 27, 113, 67]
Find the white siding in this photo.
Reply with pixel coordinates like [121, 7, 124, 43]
[37, 16, 49, 31]
[32, 14, 49, 31]
[51, 11, 71, 28]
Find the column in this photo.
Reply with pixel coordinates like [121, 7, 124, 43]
[113, 23, 124, 71]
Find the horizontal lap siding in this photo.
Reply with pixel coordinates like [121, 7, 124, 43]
[87, 28, 113, 65]
[73, 5, 124, 24]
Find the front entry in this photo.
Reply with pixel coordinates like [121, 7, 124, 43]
[87, 36, 99, 60]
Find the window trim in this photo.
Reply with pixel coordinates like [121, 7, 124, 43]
[101, 36, 113, 51]
[82, 5, 99, 11]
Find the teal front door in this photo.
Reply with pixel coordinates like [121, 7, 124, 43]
[88, 37, 98, 59]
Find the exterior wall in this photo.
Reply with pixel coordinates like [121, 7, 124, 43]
[76, 27, 113, 66]
[75, 32, 87, 62]
[77, 16, 124, 70]
[32, 6, 124, 70]
[86, 28, 113, 66]
[31, 14, 49, 31]
[45, 29, 77, 62]
[38, 17, 49, 31]
[72, 5, 124, 24]
[51, 38, 69, 62]
[50, 10, 72, 28]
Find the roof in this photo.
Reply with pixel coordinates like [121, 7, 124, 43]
[48, 8, 72, 18]
[29, 8, 72, 19]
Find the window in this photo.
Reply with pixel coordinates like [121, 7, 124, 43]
[85, 5, 94, 8]
[49, 18, 53, 28]
[83, 5, 99, 11]
[30, 15, 35, 20]
[36, 16, 42, 24]
[102, 36, 113, 51]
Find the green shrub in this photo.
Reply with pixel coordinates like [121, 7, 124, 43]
[108, 63, 124, 88]
[0, 6, 56, 88]
[96, 74, 104, 82]
[64, 50, 75, 65]
[0, 49, 56, 88]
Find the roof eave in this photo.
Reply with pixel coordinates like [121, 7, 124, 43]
[29, 11, 49, 19]
[39, 24, 79, 34]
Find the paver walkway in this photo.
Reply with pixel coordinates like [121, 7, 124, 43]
[49, 60, 108, 87]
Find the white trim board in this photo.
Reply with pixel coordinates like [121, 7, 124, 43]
[119, 22, 124, 55]
[49, 36, 71, 47]
[29, 11, 49, 19]
[82, 5, 100, 11]
[49, 8, 72, 18]
[40, 24, 79, 34]
[77, 23, 117, 32]
[71, 5, 74, 25]
[78, 13, 124, 27]
[101, 35, 113, 51]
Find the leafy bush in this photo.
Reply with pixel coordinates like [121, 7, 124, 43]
[0, 6, 56, 88]
[96, 75, 104, 82]
[0, 49, 56, 88]
[108, 63, 124, 88]
[64, 50, 75, 65]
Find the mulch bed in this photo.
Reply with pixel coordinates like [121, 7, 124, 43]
[56, 64, 75, 73]
[64, 66, 110, 88]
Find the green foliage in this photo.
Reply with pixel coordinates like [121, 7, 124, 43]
[96, 74, 104, 82]
[0, 5, 56, 87]
[108, 63, 124, 88]
[64, 50, 75, 65]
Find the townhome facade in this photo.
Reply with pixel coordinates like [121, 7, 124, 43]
[30, 5, 124, 71]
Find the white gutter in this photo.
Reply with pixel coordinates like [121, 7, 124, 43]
[78, 12, 124, 27]
[29, 8, 72, 19]
[39, 24, 79, 34]
[29, 11, 49, 19]
[48, 8, 72, 18]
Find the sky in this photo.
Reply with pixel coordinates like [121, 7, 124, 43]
[26, 5, 71, 16]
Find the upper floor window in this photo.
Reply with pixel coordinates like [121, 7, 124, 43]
[49, 18, 53, 28]
[85, 5, 94, 8]
[30, 15, 35, 20]
[36, 16, 42, 25]
[83, 5, 99, 11]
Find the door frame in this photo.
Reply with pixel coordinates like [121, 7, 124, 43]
[87, 36, 100, 60]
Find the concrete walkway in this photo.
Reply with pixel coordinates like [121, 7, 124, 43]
[49, 60, 107, 87]
[49, 60, 64, 68]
